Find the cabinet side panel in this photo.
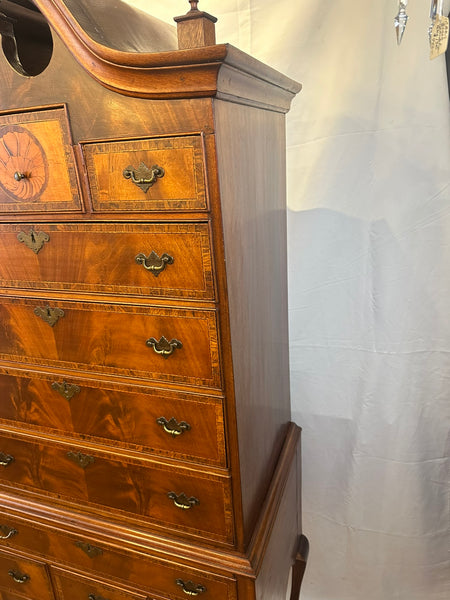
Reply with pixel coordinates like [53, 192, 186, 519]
[213, 100, 291, 543]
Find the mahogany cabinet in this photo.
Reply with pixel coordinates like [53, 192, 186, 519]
[0, 1, 308, 599]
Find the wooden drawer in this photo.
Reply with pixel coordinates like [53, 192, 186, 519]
[82, 136, 207, 212]
[0, 223, 214, 301]
[0, 370, 226, 467]
[0, 297, 221, 389]
[0, 432, 233, 544]
[0, 548, 53, 600]
[0, 516, 236, 600]
[0, 107, 82, 214]
[52, 568, 148, 600]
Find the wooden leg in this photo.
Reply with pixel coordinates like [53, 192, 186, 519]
[289, 534, 309, 600]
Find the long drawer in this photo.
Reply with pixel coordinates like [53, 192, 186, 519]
[0, 431, 233, 544]
[0, 297, 221, 389]
[0, 370, 226, 467]
[0, 547, 53, 600]
[0, 223, 214, 301]
[0, 515, 236, 600]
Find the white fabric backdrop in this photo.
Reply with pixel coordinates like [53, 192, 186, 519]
[126, 2, 450, 599]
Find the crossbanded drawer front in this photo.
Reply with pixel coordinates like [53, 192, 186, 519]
[0, 372, 226, 467]
[52, 568, 148, 600]
[0, 548, 53, 600]
[82, 135, 207, 212]
[0, 517, 236, 600]
[0, 298, 220, 389]
[0, 106, 82, 213]
[0, 223, 214, 301]
[0, 433, 233, 544]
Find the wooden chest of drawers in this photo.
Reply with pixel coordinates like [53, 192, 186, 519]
[0, 1, 308, 599]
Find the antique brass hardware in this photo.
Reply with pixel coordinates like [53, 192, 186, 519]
[0, 452, 14, 467]
[14, 171, 27, 181]
[146, 336, 182, 358]
[34, 305, 64, 327]
[168, 492, 199, 510]
[156, 417, 191, 437]
[75, 541, 103, 558]
[8, 570, 29, 584]
[0, 525, 17, 540]
[88, 595, 108, 600]
[52, 381, 81, 401]
[135, 251, 174, 276]
[66, 451, 95, 469]
[175, 579, 206, 596]
[123, 162, 164, 193]
[17, 227, 50, 254]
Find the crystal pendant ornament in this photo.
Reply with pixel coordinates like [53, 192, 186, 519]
[394, 1, 409, 45]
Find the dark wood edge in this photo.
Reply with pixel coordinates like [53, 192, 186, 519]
[289, 534, 309, 600]
[0, 422, 301, 578]
[246, 422, 301, 574]
[27, 1, 300, 102]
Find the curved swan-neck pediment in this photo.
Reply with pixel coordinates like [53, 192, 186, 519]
[0, 0, 300, 110]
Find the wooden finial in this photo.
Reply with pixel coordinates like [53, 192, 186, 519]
[174, 1, 217, 49]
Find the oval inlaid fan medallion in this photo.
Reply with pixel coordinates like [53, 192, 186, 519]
[0, 125, 48, 202]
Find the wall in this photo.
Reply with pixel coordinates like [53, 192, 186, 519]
[126, 2, 450, 599]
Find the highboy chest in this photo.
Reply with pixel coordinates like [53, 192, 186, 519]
[0, 1, 308, 599]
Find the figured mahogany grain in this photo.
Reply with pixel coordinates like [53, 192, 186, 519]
[0, 431, 233, 544]
[0, 297, 220, 388]
[0, 222, 215, 301]
[0, 548, 54, 600]
[0, 370, 226, 466]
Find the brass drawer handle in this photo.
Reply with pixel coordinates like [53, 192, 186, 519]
[0, 525, 17, 540]
[168, 492, 199, 510]
[75, 541, 104, 558]
[66, 451, 95, 469]
[51, 381, 81, 401]
[17, 227, 50, 254]
[123, 162, 164, 193]
[157, 417, 191, 437]
[135, 251, 174, 276]
[34, 305, 65, 327]
[0, 452, 14, 467]
[146, 336, 182, 358]
[8, 570, 30, 584]
[176, 579, 206, 596]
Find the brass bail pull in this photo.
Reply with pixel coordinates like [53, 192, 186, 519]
[123, 162, 164, 193]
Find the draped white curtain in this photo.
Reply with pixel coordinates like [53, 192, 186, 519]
[127, 2, 450, 599]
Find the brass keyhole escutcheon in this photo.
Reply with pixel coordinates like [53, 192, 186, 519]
[34, 305, 64, 327]
[17, 228, 50, 254]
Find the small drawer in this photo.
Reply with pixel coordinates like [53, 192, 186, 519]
[0, 370, 226, 467]
[52, 568, 147, 600]
[0, 222, 214, 301]
[82, 135, 207, 212]
[0, 106, 82, 214]
[0, 297, 221, 389]
[0, 547, 53, 600]
[0, 515, 236, 600]
[0, 432, 234, 544]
